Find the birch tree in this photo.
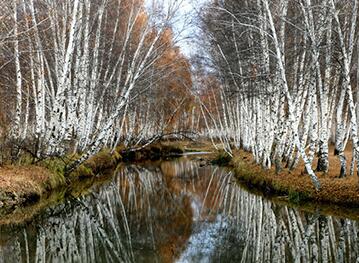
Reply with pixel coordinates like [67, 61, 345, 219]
[0, 0, 193, 166]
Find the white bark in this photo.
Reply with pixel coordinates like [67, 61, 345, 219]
[263, 0, 320, 189]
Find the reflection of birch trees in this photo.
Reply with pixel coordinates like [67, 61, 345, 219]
[118, 160, 359, 262]
[177, 164, 359, 263]
[0, 183, 135, 263]
[1, 160, 359, 262]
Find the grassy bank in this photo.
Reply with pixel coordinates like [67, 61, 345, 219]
[0, 149, 120, 210]
[3, 139, 359, 224]
[4, 139, 359, 213]
[0, 141, 197, 212]
[226, 149, 359, 207]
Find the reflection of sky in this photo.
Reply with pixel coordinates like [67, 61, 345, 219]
[146, 0, 209, 57]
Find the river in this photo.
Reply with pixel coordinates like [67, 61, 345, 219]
[0, 157, 358, 262]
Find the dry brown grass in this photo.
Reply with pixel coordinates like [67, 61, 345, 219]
[0, 148, 120, 211]
[232, 144, 359, 206]
[0, 165, 56, 208]
[0, 166, 53, 194]
[0, 162, 118, 226]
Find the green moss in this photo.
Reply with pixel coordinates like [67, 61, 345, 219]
[46, 172, 66, 190]
[37, 158, 66, 189]
[39, 158, 66, 176]
[84, 149, 117, 173]
[17, 153, 35, 165]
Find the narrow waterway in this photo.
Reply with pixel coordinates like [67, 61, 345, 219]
[0, 157, 359, 262]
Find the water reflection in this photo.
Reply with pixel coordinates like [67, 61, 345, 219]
[0, 158, 359, 262]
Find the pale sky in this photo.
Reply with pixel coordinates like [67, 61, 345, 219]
[146, 0, 209, 57]
[174, 0, 210, 57]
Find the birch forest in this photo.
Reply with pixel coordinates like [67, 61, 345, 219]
[196, 0, 359, 189]
[0, 0, 193, 170]
[1, 0, 359, 189]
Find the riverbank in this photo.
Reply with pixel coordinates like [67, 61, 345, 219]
[144, 140, 359, 208]
[0, 149, 120, 210]
[0, 142, 200, 211]
[229, 147, 359, 207]
[2, 139, 359, 219]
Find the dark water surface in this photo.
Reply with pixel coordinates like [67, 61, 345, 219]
[0, 158, 359, 263]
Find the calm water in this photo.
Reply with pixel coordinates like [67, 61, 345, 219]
[0, 158, 359, 263]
